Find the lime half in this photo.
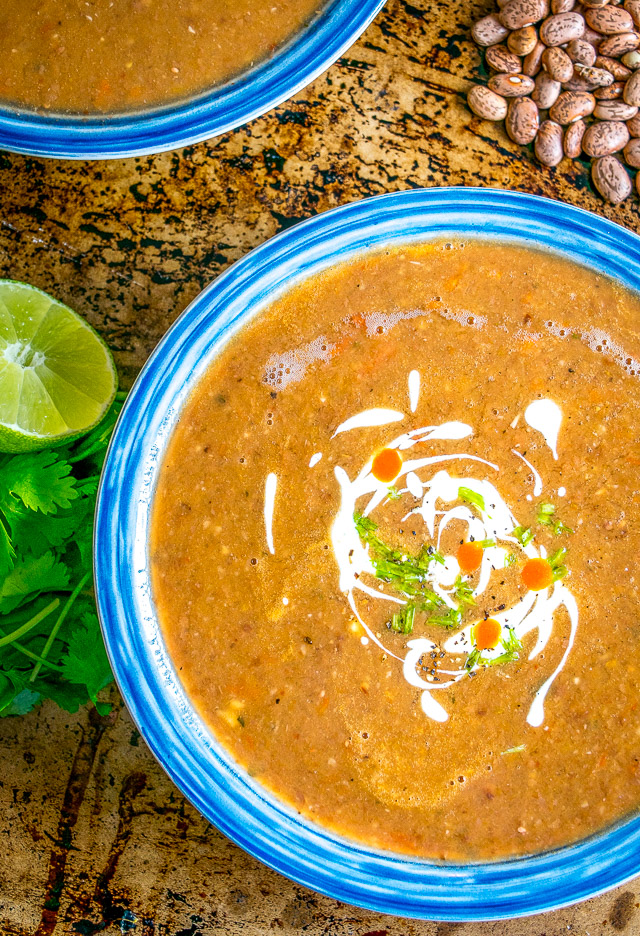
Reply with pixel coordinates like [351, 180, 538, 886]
[0, 281, 117, 453]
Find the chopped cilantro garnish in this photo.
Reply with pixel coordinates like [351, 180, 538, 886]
[386, 486, 401, 501]
[536, 502, 573, 535]
[452, 575, 475, 608]
[548, 547, 569, 581]
[354, 512, 444, 602]
[465, 626, 523, 672]
[390, 605, 416, 635]
[458, 486, 485, 511]
[429, 606, 463, 630]
[512, 525, 534, 547]
[505, 552, 518, 567]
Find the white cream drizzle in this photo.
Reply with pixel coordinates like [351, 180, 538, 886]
[408, 370, 420, 413]
[264, 473, 277, 555]
[525, 399, 562, 460]
[309, 453, 323, 468]
[512, 448, 543, 496]
[328, 398, 578, 730]
[332, 408, 404, 438]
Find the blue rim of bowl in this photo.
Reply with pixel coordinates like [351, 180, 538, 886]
[95, 187, 640, 921]
[0, 0, 385, 160]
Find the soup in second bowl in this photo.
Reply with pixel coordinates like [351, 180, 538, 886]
[0, 0, 323, 113]
[151, 240, 640, 860]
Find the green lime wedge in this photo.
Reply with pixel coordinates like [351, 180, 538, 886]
[0, 281, 117, 453]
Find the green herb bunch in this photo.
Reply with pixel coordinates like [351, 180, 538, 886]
[0, 395, 125, 717]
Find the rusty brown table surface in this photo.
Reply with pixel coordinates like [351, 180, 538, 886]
[1, 0, 640, 934]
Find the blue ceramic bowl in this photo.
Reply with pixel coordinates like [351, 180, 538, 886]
[0, 0, 385, 159]
[95, 188, 640, 920]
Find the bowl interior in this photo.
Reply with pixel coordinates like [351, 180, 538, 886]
[95, 187, 640, 921]
[0, 0, 386, 159]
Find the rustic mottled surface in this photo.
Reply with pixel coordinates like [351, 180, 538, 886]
[1, 0, 640, 933]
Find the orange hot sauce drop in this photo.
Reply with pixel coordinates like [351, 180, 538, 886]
[371, 447, 403, 483]
[473, 618, 502, 651]
[521, 557, 553, 591]
[457, 540, 484, 574]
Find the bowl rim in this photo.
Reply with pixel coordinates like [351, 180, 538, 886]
[0, 0, 386, 159]
[95, 187, 640, 921]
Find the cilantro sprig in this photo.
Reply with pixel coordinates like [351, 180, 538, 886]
[0, 394, 125, 717]
[536, 502, 574, 535]
[465, 627, 523, 672]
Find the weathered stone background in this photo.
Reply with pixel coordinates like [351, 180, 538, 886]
[1, 0, 639, 933]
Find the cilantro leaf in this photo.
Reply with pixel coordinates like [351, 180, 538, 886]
[0, 519, 15, 578]
[61, 613, 113, 707]
[0, 451, 78, 515]
[458, 486, 485, 511]
[0, 553, 70, 614]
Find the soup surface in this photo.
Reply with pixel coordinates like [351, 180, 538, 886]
[151, 241, 640, 860]
[0, 0, 322, 113]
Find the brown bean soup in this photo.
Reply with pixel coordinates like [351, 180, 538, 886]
[151, 241, 640, 861]
[0, 0, 322, 113]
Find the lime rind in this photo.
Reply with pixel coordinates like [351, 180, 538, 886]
[0, 280, 117, 452]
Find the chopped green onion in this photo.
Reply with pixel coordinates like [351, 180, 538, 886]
[458, 486, 485, 511]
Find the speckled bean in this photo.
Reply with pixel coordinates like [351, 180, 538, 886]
[567, 38, 598, 63]
[549, 89, 597, 120]
[540, 11, 587, 43]
[564, 117, 587, 154]
[599, 31, 640, 55]
[535, 119, 565, 163]
[595, 54, 632, 77]
[486, 45, 523, 72]
[623, 135, 640, 162]
[592, 154, 632, 202]
[499, 0, 550, 28]
[582, 118, 631, 153]
[472, 14, 510, 46]
[624, 0, 640, 27]
[533, 70, 563, 105]
[552, 0, 575, 11]
[594, 98, 639, 116]
[467, 84, 510, 120]
[626, 111, 640, 132]
[595, 79, 626, 96]
[523, 40, 546, 74]
[488, 72, 537, 95]
[585, 6, 634, 31]
[508, 25, 539, 54]
[623, 67, 640, 102]
[506, 96, 541, 142]
[542, 46, 575, 79]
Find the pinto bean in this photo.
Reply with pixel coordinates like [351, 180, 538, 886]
[486, 45, 523, 72]
[595, 54, 632, 76]
[488, 73, 537, 95]
[624, 0, 640, 27]
[592, 154, 632, 201]
[552, 0, 575, 10]
[540, 11, 587, 43]
[564, 117, 587, 154]
[533, 71, 563, 105]
[595, 81, 625, 97]
[499, 0, 550, 28]
[535, 119, 565, 163]
[468, 84, 510, 120]
[626, 111, 640, 131]
[582, 118, 631, 152]
[594, 98, 639, 115]
[472, 14, 510, 46]
[623, 67, 640, 101]
[506, 96, 541, 142]
[567, 38, 598, 63]
[549, 89, 597, 121]
[622, 49, 640, 65]
[508, 25, 540, 53]
[574, 62, 616, 83]
[585, 6, 634, 31]
[523, 40, 546, 74]
[543, 46, 576, 78]
[623, 135, 640, 162]
[599, 31, 640, 55]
